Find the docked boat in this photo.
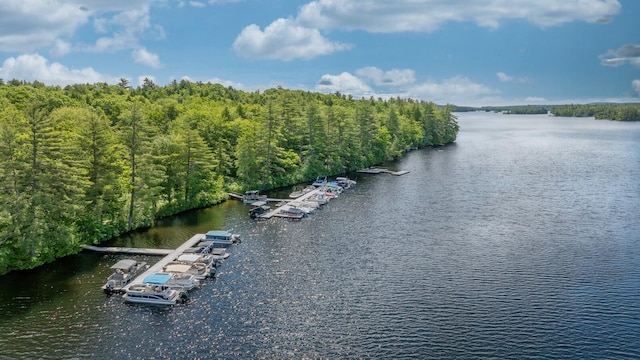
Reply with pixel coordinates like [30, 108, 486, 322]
[123, 281, 187, 306]
[205, 230, 241, 247]
[278, 206, 306, 219]
[242, 190, 267, 204]
[102, 259, 149, 293]
[336, 176, 357, 189]
[312, 175, 328, 187]
[177, 253, 218, 274]
[163, 261, 210, 280]
[207, 248, 230, 261]
[143, 272, 200, 291]
[249, 201, 271, 219]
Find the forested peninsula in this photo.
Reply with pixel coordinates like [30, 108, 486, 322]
[0, 79, 459, 275]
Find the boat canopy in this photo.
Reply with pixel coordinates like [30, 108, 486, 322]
[164, 264, 192, 273]
[110, 259, 138, 270]
[206, 230, 232, 239]
[177, 254, 201, 263]
[251, 201, 267, 207]
[143, 273, 172, 285]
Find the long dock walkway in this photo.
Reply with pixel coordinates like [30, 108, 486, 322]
[121, 233, 206, 292]
[260, 189, 321, 219]
[82, 245, 173, 256]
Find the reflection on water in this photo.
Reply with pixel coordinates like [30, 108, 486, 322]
[1, 112, 640, 359]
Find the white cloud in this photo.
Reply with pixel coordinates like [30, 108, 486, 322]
[497, 72, 530, 83]
[0, 1, 89, 52]
[633, 80, 640, 96]
[315, 72, 373, 96]
[600, 44, 640, 67]
[50, 39, 72, 57]
[232, 18, 353, 61]
[525, 96, 546, 102]
[0, 1, 159, 55]
[297, 0, 621, 33]
[132, 48, 161, 68]
[0, 53, 116, 86]
[189, 2, 206, 8]
[356, 66, 415, 87]
[408, 76, 496, 105]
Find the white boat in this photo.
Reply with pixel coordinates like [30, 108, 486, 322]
[102, 259, 149, 293]
[163, 261, 210, 280]
[278, 206, 306, 219]
[242, 190, 267, 204]
[205, 230, 240, 248]
[177, 253, 218, 275]
[143, 272, 200, 291]
[207, 248, 230, 261]
[123, 279, 187, 306]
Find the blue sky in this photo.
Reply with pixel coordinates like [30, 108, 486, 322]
[0, 0, 639, 106]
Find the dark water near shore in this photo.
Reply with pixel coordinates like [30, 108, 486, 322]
[1, 112, 640, 359]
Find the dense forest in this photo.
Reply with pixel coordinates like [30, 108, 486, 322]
[0, 79, 459, 275]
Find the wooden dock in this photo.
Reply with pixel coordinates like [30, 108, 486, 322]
[228, 193, 290, 203]
[121, 233, 206, 292]
[82, 245, 174, 256]
[259, 189, 322, 219]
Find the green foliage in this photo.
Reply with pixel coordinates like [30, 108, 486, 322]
[0, 81, 460, 275]
[552, 103, 640, 121]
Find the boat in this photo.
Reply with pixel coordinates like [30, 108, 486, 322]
[208, 248, 230, 261]
[143, 272, 200, 291]
[278, 206, 306, 219]
[163, 261, 210, 280]
[177, 253, 218, 275]
[102, 259, 149, 293]
[249, 201, 271, 219]
[123, 277, 187, 306]
[205, 230, 241, 247]
[241, 190, 267, 204]
[336, 177, 357, 189]
[312, 175, 328, 187]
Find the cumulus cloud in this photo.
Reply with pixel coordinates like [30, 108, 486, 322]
[633, 80, 640, 96]
[233, 18, 352, 60]
[497, 72, 530, 83]
[356, 66, 415, 87]
[315, 72, 373, 96]
[0, 1, 159, 54]
[296, 0, 621, 33]
[0, 1, 89, 52]
[0, 53, 116, 86]
[190, 2, 206, 7]
[600, 44, 640, 67]
[525, 96, 546, 102]
[132, 47, 161, 68]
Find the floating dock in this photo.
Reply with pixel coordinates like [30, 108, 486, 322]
[120, 233, 206, 292]
[259, 189, 322, 219]
[228, 193, 290, 203]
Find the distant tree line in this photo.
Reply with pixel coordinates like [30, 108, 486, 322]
[0, 79, 459, 274]
[551, 103, 640, 121]
[453, 103, 640, 121]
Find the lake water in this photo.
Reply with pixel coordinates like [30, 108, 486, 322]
[1, 112, 640, 359]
